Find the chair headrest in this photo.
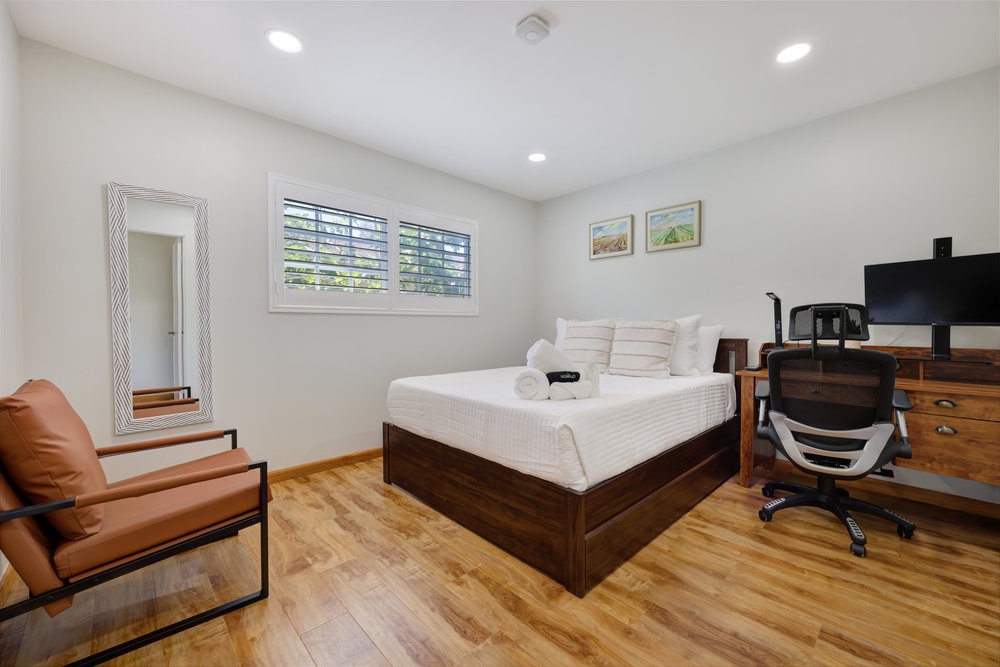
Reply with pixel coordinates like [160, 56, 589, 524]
[788, 303, 870, 342]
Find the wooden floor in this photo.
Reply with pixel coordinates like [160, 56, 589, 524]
[2, 458, 998, 666]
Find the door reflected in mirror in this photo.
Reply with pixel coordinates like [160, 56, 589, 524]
[108, 183, 213, 434]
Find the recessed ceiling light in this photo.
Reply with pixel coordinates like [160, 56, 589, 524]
[776, 42, 812, 64]
[267, 29, 303, 54]
[528, 153, 547, 163]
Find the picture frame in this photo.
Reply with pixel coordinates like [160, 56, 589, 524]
[589, 215, 633, 259]
[646, 200, 701, 252]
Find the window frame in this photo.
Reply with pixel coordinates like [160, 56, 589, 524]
[268, 173, 478, 316]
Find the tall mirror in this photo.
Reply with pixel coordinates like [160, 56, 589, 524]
[108, 182, 213, 434]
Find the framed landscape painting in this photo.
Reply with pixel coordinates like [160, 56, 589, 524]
[646, 200, 701, 252]
[589, 215, 633, 259]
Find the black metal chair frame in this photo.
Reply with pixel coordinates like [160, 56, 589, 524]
[0, 429, 269, 666]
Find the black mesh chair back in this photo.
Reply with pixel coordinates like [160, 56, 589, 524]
[767, 348, 901, 471]
[769, 349, 896, 433]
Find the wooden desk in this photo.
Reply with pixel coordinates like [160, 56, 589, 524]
[736, 368, 771, 487]
[736, 346, 1000, 489]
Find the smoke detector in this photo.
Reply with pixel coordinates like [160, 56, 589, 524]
[515, 15, 549, 45]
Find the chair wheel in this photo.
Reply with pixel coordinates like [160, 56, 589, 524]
[850, 543, 867, 557]
[897, 525, 914, 539]
[758, 509, 772, 522]
[761, 486, 774, 498]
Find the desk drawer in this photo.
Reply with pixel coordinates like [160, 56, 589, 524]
[907, 392, 1000, 421]
[895, 412, 1000, 485]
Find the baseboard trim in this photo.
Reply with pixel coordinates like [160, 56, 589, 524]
[268, 447, 382, 483]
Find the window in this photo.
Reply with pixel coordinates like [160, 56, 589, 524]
[269, 174, 478, 315]
[283, 199, 389, 295]
[398, 222, 471, 298]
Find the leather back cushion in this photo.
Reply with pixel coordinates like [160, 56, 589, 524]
[0, 380, 107, 539]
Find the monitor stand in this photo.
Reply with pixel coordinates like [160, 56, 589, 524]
[931, 324, 951, 360]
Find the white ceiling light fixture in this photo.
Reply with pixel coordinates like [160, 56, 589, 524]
[528, 153, 547, 163]
[776, 42, 812, 64]
[515, 15, 550, 45]
[266, 29, 303, 54]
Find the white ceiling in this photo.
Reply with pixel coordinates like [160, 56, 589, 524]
[8, 1, 999, 202]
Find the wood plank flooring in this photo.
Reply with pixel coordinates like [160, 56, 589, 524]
[2, 458, 998, 666]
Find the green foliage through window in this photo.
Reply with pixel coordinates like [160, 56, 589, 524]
[399, 222, 471, 297]
[283, 199, 389, 293]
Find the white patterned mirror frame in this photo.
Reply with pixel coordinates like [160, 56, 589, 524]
[108, 182, 214, 434]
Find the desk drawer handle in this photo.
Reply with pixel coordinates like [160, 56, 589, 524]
[935, 425, 958, 435]
[934, 399, 957, 408]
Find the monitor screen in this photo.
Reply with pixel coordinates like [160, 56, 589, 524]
[864, 252, 1000, 326]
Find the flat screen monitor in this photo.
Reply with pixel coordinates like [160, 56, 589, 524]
[864, 252, 1000, 359]
[864, 252, 1000, 326]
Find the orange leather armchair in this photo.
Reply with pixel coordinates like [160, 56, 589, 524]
[0, 379, 269, 665]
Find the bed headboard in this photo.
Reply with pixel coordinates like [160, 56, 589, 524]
[714, 338, 748, 375]
[715, 338, 748, 409]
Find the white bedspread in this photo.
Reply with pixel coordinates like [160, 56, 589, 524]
[387, 368, 736, 491]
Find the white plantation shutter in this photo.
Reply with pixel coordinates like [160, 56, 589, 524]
[283, 199, 389, 294]
[269, 174, 477, 315]
[399, 222, 471, 298]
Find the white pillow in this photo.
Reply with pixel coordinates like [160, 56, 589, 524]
[697, 325, 724, 374]
[667, 314, 703, 376]
[608, 320, 678, 378]
[560, 319, 615, 371]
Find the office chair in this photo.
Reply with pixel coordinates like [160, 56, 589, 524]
[755, 303, 916, 557]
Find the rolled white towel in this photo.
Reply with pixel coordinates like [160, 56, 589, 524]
[527, 339, 578, 374]
[513, 367, 549, 400]
[549, 380, 594, 401]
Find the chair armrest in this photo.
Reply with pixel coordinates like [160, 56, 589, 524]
[892, 390, 913, 459]
[96, 429, 237, 458]
[754, 380, 771, 435]
[0, 458, 265, 523]
[0, 496, 76, 523]
[75, 461, 258, 508]
[133, 385, 192, 398]
[133, 397, 198, 410]
[755, 380, 770, 400]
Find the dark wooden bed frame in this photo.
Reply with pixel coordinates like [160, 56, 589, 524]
[383, 338, 747, 597]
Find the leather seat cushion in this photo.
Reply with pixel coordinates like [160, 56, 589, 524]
[53, 447, 262, 580]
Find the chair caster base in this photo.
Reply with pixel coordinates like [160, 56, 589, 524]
[757, 477, 915, 558]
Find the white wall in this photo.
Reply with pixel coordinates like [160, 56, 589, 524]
[535, 68, 999, 354]
[535, 67, 1000, 501]
[19, 40, 538, 478]
[0, 0, 18, 582]
[0, 0, 20, 394]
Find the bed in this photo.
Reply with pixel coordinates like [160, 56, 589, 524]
[383, 337, 747, 597]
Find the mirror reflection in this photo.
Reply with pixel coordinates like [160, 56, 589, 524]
[108, 182, 213, 434]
